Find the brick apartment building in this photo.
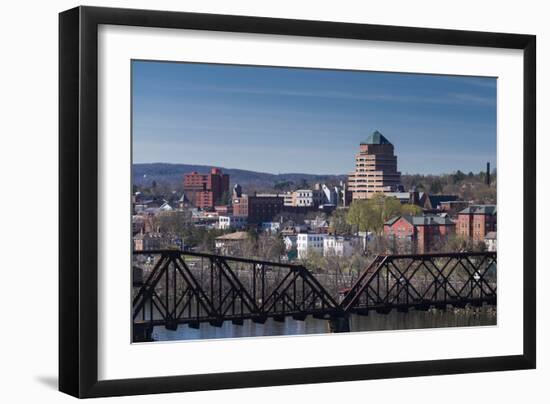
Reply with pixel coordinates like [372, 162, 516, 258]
[183, 168, 229, 210]
[348, 130, 401, 200]
[457, 205, 497, 241]
[232, 184, 248, 217]
[232, 195, 249, 217]
[231, 184, 284, 224]
[247, 194, 284, 224]
[384, 214, 456, 253]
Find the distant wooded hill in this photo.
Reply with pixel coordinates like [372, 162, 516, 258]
[133, 163, 347, 193]
[132, 163, 496, 204]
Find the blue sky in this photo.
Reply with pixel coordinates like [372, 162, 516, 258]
[132, 60, 496, 175]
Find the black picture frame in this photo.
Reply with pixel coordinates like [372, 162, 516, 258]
[59, 5, 536, 398]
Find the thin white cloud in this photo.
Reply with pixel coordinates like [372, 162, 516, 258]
[171, 84, 495, 107]
[449, 93, 496, 106]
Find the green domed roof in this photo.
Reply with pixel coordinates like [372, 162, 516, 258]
[361, 130, 392, 145]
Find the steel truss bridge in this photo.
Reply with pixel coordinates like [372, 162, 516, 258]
[132, 250, 496, 340]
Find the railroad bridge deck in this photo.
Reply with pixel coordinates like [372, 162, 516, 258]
[132, 250, 496, 340]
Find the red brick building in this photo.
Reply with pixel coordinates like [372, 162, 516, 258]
[232, 196, 249, 217]
[384, 215, 456, 253]
[183, 168, 229, 210]
[232, 184, 249, 217]
[247, 194, 284, 224]
[457, 205, 497, 241]
[230, 184, 284, 224]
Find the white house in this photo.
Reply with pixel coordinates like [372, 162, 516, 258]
[323, 236, 361, 257]
[218, 215, 247, 230]
[159, 201, 173, 211]
[294, 189, 323, 207]
[297, 233, 327, 259]
[484, 231, 497, 252]
[305, 216, 329, 232]
[261, 221, 281, 233]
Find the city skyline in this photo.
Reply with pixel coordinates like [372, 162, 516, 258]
[132, 60, 497, 175]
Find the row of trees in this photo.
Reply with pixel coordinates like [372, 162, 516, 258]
[152, 210, 287, 260]
[298, 233, 487, 280]
[402, 170, 496, 204]
[152, 210, 227, 252]
[221, 232, 286, 262]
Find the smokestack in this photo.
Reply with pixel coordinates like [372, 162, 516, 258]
[486, 162, 491, 186]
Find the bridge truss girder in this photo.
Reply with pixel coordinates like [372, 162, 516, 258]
[132, 250, 496, 336]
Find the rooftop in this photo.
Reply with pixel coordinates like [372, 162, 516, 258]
[485, 231, 497, 240]
[215, 231, 250, 241]
[385, 214, 455, 226]
[459, 205, 497, 215]
[361, 130, 392, 145]
[384, 192, 413, 200]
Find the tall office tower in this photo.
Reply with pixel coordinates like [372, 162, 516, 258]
[347, 130, 401, 200]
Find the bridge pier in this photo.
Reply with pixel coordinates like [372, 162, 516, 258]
[328, 314, 350, 333]
[133, 321, 154, 342]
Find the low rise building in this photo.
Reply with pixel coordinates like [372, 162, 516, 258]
[261, 221, 281, 233]
[484, 231, 497, 252]
[232, 194, 249, 217]
[384, 214, 456, 253]
[247, 193, 284, 224]
[384, 190, 460, 211]
[421, 194, 460, 212]
[457, 205, 497, 241]
[297, 233, 327, 259]
[439, 200, 472, 215]
[231, 185, 284, 224]
[293, 189, 323, 207]
[323, 235, 361, 257]
[305, 216, 329, 232]
[218, 215, 247, 230]
[214, 231, 250, 255]
[382, 192, 413, 204]
[281, 224, 309, 236]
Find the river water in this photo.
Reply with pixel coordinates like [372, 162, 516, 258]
[152, 306, 496, 342]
